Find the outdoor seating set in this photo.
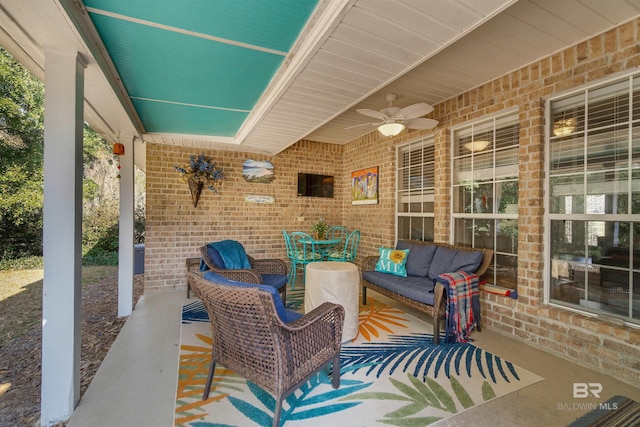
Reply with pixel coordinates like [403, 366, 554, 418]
[186, 236, 490, 425]
[282, 226, 360, 287]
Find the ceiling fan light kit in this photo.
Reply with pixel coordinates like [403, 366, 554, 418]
[350, 93, 439, 136]
[378, 122, 405, 136]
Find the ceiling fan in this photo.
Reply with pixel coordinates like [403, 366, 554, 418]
[348, 93, 439, 136]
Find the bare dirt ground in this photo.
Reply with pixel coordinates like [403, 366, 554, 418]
[0, 268, 144, 427]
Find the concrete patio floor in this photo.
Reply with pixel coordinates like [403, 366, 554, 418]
[65, 288, 640, 427]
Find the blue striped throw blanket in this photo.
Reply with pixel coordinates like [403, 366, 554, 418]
[434, 271, 480, 343]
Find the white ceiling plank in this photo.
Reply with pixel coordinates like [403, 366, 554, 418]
[321, 37, 407, 71]
[311, 49, 397, 82]
[578, 0, 640, 21]
[330, 24, 426, 64]
[293, 76, 364, 100]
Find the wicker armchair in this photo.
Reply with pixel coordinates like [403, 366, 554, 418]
[200, 242, 288, 300]
[187, 272, 344, 427]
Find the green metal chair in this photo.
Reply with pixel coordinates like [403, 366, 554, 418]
[326, 225, 348, 256]
[283, 230, 296, 287]
[286, 231, 322, 287]
[327, 230, 360, 262]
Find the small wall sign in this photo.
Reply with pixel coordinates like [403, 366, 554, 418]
[245, 195, 275, 204]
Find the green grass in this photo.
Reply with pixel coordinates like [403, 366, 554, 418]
[0, 250, 119, 271]
[0, 265, 118, 341]
[0, 269, 44, 302]
[0, 268, 44, 340]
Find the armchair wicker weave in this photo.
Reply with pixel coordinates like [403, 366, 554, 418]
[200, 240, 288, 301]
[188, 272, 344, 427]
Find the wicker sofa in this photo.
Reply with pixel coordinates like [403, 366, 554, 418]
[361, 239, 493, 344]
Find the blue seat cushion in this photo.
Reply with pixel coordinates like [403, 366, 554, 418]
[362, 271, 435, 306]
[203, 272, 301, 323]
[261, 273, 288, 290]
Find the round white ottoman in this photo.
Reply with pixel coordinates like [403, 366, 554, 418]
[305, 261, 359, 342]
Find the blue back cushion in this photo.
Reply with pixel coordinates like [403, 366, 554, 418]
[202, 272, 300, 322]
[207, 246, 226, 269]
[427, 246, 483, 279]
[396, 240, 437, 277]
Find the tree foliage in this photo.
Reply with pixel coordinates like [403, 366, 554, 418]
[0, 47, 45, 258]
[0, 46, 145, 263]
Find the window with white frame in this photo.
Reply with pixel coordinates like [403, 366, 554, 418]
[547, 74, 640, 324]
[451, 112, 519, 290]
[396, 137, 435, 241]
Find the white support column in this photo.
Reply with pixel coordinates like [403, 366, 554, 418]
[118, 136, 135, 317]
[40, 49, 85, 426]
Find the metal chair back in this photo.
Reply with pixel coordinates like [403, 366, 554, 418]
[328, 230, 360, 262]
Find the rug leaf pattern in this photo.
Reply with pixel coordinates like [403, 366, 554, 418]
[226, 371, 371, 425]
[358, 297, 409, 342]
[175, 332, 248, 425]
[175, 292, 542, 426]
[340, 333, 521, 383]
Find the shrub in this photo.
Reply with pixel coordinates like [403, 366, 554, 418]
[0, 255, 44, 270]
[82, 248, 118, 266]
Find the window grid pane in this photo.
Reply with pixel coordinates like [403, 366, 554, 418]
[549, 75, 640, 323]
[397, 138, 435, 241]
[452, 112, 519, 290]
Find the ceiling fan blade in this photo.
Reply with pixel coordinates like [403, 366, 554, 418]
[405, 117, 439, 130]
[345, 122, 380, 130]
[394, 102, 433, 120]
[356, 108, 388, 120]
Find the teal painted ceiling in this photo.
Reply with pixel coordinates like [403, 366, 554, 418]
[7, 0, 635, 156]
[84, 0, 318, 137]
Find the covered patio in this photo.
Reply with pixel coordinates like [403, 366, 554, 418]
[2, 1, 640, 425]
[65, 282, 640, 426]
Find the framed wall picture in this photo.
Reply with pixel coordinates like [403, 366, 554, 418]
[242, 159, 274, 183]
[351, 166, 378, 205]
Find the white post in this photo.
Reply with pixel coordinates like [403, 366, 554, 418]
[41, 48, 85, 426]
[118, 136, 135, 316]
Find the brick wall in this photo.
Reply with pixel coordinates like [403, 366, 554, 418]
[145, 140, 344, 292]
[425, 19, 640, 387]
[145, 19, 640, 387]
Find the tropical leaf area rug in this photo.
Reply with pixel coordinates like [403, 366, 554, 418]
[174, 285, 543, 427]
